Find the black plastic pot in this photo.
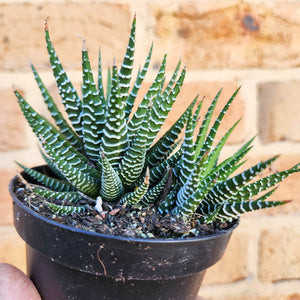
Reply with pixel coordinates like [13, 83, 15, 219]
[10, 168, 238, 300]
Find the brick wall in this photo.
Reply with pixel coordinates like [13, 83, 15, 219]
[0, 1, 299, 299]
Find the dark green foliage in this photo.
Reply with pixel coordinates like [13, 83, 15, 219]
[15, 17, 298, 223]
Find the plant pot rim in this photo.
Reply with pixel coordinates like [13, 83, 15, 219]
[10, 173, 238, 244]
[10, 171, 238, 280]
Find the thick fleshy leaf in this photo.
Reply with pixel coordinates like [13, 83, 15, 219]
[143, 66, 186, 148]
[158, 184, 179, 215]
[33, 187, 84, 204]
[15, 90, 101, 195]
[99, 153, 124, 201]
[45, 201, 86, 216]
[227, 163, 300, 203]
[125, 43, 153, 119]
[127, 55, 167, 140]
[198, 119, 241, 179]
[175, 111, 196, 186]
[101, 63, 128, 168]
[149, 148, 182, 184]
[44, 19, 83, 139]
[31, 63, 83, 152]
[146, 96, 197, 168]
[172, 166, 219, 216]
[39, 146, 65, 180]
[215, 199, 288, 222]
[81, 40, 104, 163]
[16, 162, 75, 192]
[141, 168, 170, 204]
[119, 14, 136, 104]
[97, 48, 106, 110]
[120, 168, 150, 205]
[194, 89, 222, 158]
[118, 107, 151, 188]
[203, 156, 279, 207]
[197, 87, 240, 160]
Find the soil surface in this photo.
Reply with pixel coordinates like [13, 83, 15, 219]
[13, 176, 237, 239]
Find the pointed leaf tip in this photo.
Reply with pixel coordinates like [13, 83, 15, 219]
[145, 167, 150, 185]
[44, 17, 49, 31]
[77, 35, 86, 51]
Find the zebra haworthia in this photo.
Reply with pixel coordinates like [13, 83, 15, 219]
[14, 16, 298, 223]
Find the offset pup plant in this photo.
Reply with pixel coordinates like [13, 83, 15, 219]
[10, 15, 299, 299]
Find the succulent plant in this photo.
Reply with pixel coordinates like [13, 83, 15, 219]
[14, 16, 299, 227]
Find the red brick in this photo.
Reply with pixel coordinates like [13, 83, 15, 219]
[0, 226, 26, 273]
[203, 227, 249, 285]
[0, 89, 28, 151]
[0, 169, 16, 225]
[258, 226, 300, 282]
[258, 81, 300, 143]
[151, 2, 300, 69]
[0, 3, 130, 71]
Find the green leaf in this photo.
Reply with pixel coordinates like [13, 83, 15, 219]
[33, 187, 84, 204]
[30, 62, 83, 152]
[191, 95, 203, 129]
[45, 148, 100, 197]
[101, 62, 129, 168]
[203, 155, 280, 207]
[14, 90, 101, 195]
[120, 168, 150, 205]
[199, 119, 241, 179]
[106, 68, 112, 103]
[149, 147, 182, 184]
[119, 14, 136, 104]
[81, 40, 104, 163]
[16, 162, 75, 192]
[45, 201, 86, 216]
[160, 60, 181, 96]
[127, 54, 167, 140]
[194, 89, 222, 158]
[146, 95, 197, 168]
[125, 43, 153, 120]
[99, 152, 124, 201]
[141, 168, 170, 204]
[197, 87, 240, 161]
[144, 66, 186, 148]
[175, 110, 196, 186]
[158, 183, 179, 215]
[215, 199, 288, 222]
[176, 153, 209, 208]
[212, 136, 255, 184]
[172, 164, 219, 216]
[39, 146, 65, 180]
[227, 163, 300, 203]
[200, 206, 221, 224]
[97, 48, 106, 110]
[118, 106, 151, 188]
[44, 19, 83, 139]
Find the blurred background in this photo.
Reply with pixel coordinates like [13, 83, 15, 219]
[0, 1, 299, 299]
